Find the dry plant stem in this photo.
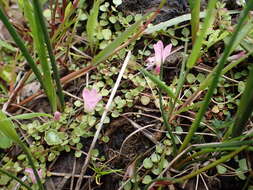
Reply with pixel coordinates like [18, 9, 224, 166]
[49, 172, 91, 178]
[200, 174, 209, 190]
[70, 158, 76, 190]
[122, 117, 158, 144]
[119, 123, 157, 154]
[2, 70, 32, 112]
[75, 51, 132, 190]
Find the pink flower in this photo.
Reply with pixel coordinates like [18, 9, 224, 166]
[82, 88, 102, 112]
[25, 168, 42, 184]
[53, 111, 61, 121]
[146, 40, 172, 74]
[228, 51, 245, 61]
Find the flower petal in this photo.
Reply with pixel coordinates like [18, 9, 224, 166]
[53, 111, 61, 121]
[154, 40, 164, 64]
[154, 65, 161, 75]
[146, 56, 155, 70]
[82, 88, 102, 112]
[162, 44, 172, 62]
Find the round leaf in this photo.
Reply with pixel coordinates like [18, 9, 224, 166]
[142, 175, 152, 184]
[113, 0, 122, 6]
[151, 153, 161, 163]
[140, 96, 150, 105]
[186, 73, 196, 84]
[143, 158, 153, 169]
[44, 129, 63, 145]
[216, 165, 227, 174]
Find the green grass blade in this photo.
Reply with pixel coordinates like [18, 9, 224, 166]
[92, 14, 148, 65]
[23, 0, 57, 112]
[0, 111, 21, 144]
[186, 0, 217, 69]
[145, 12, 206, 34]
[193, 140, 253, 149]
[32, 0, 65, 110]
[0, 7, 44, 88]
[0, 169, 32, 190]
[31, 0, 57, 112]
[6, 113, 53, 120]
[178, 0, 253, 153]
[140, 68, 178, 100]
[86, 0, 100, 49]
[232, 64, 253, 137]
[189, 0, 200, 43]
[158, 62, 176, 155]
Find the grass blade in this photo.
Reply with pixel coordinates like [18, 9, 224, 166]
[178, 0, 253, 153]
[186, 0, 217, 69]
[32, 0, 65, 110]
[189, 0, 201, 43]
[140, 68, 178, 101]
[232, 64, 253, 137]
[145, 12, 206, 34]
[6, 113, 53, 120]
[86, 0, 100, 49]
[0, 169, 32, 190]
[158, 62, 176, 155]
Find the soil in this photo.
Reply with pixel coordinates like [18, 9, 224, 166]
[119, 0, 241, 23]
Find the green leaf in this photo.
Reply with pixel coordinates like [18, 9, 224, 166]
[0, 131, 12, 149]
[0, 39, 16, 51]
[186, 0, 217, 68]
[151, 153, 161, 163]
[44, 129, 63, 145]
[142, 175, 152, 184]
[238, 81, 245, 93]
[238, 159, 248, 171]
[186, 73, 196, 84]
[102, 29, 112, 40]
[145, 12, 206, 34]
[87, 0, 100, 48]
[7, 113, 52, 120]
[0, 111, 20, 144]
[113, 0, 122, 6]
[123, 181, 132, 190]
[216, 165, 227, 174]
[143, 158, 153, 169]
[140, 68, 178, 101]
[155, 144, 164, 154]
[140, 96, 150, 105]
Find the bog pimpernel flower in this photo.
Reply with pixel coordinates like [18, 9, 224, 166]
[146, 40, 172, 74]
[53, 111, 61, 121]
[82, 88, 102, 112]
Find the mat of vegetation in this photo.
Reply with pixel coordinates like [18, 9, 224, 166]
[0, 0, 253, 190]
